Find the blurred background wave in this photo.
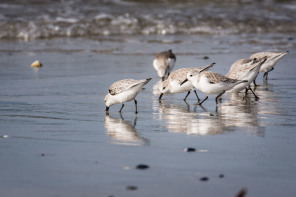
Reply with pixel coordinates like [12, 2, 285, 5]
[1, 0, 295, 40]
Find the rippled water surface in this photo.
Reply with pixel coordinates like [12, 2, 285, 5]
[1, 0, 296, 40]
[1, 31, 296, 197]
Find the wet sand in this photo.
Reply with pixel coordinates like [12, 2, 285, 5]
[0, 34, 296, 197]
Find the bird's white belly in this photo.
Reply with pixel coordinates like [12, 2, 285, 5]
[259, 61, 274, 72]
[170, 80, 193, 93]
[113, 88, 140, 103]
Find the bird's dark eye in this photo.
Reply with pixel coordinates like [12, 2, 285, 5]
[163, 87, 166, 90]
[190, 75, 192, 77]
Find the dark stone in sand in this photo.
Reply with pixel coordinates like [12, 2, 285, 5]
[136, 164, 149, 170]
[219, 174, 224, 178]
[203, 56, 209, 59]
[288, 37, 294, 41]
[41, 153, 45, 157]
[184, 148, 196, 152]
[200, 177, 209, 181]
[126, 185, 138, 191]
[235, 188, 247, 197]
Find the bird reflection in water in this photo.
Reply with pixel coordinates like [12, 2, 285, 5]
[104, 114, 149, 146]
[252, 81, 286, 127]
[218, 93, 264, 136]
[154, 99, 225, 135]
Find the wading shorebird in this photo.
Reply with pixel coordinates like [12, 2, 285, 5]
[153, 49, 176, 81]
[104, 78, 152, 113]
[181, 67, 248, 105]
[158, 63, 215, 102]
[250, 51, 288, 85]
[226, 57, 267, 100]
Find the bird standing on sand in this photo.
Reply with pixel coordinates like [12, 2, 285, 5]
[181, 67, 248, 105]
[153, 49, 176, 81]
[104, 78, 152, 113]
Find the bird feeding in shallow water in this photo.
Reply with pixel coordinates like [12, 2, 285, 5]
[158, 63, 215, 102]
[104, 78, 152, 113]
[153, 49, 176, 81]
[226, 57, 267, 99]
[181, 66, 248, 105]
[250, 51, 288, 85]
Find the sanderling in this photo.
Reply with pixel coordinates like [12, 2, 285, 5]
[250, 51, 288, 84]
[158, 63, 215, 101]
[104, 78, 152, 113]
[153, 49, 176, 81]
[181, 67, 248, 105]
[226, 57, 267, 99]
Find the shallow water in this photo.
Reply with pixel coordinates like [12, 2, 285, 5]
[0, 34, 296, 197]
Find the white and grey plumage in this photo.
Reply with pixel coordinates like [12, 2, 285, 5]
[158, 63, 215, 101]
[226, 57, 267, 99]
[104, 78, 152, 113]
[153, 49, 176, 81]
[181, 67, 247, 105]
[250, 51, 288, 84]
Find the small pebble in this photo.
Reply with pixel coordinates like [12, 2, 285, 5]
[219, 174, 224, 178]
[200, 177, 209, 181]
[203, 56, 209, 60]
[31, 60, 42, 68]
[235, 188, 247, 197]
[126, 185, 138, 191]
[136, 164, 149, 170]
[288, 37, 294, 41]
[184, 148, 196, 152]
[41, 153, 45, 157]
[2, 135, 9, 138]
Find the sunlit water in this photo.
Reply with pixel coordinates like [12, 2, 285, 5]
[0, 34, 296, 197]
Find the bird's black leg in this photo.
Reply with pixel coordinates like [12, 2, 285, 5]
[253, 78, 257, 87]
[263, 72, 268, 80]
[215, 90, 225, 104]
[264, 67, 274, 80]
[198, 96, 208, 105]
[248, 85, 259, 100]
[193, 90, 201, 103]
[133, 115, 137, 127]
[184, 91, 190, 101]
[119, 103, 124, 113]
[158, 93, 163, 101]
[134, 99, 138, 114]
